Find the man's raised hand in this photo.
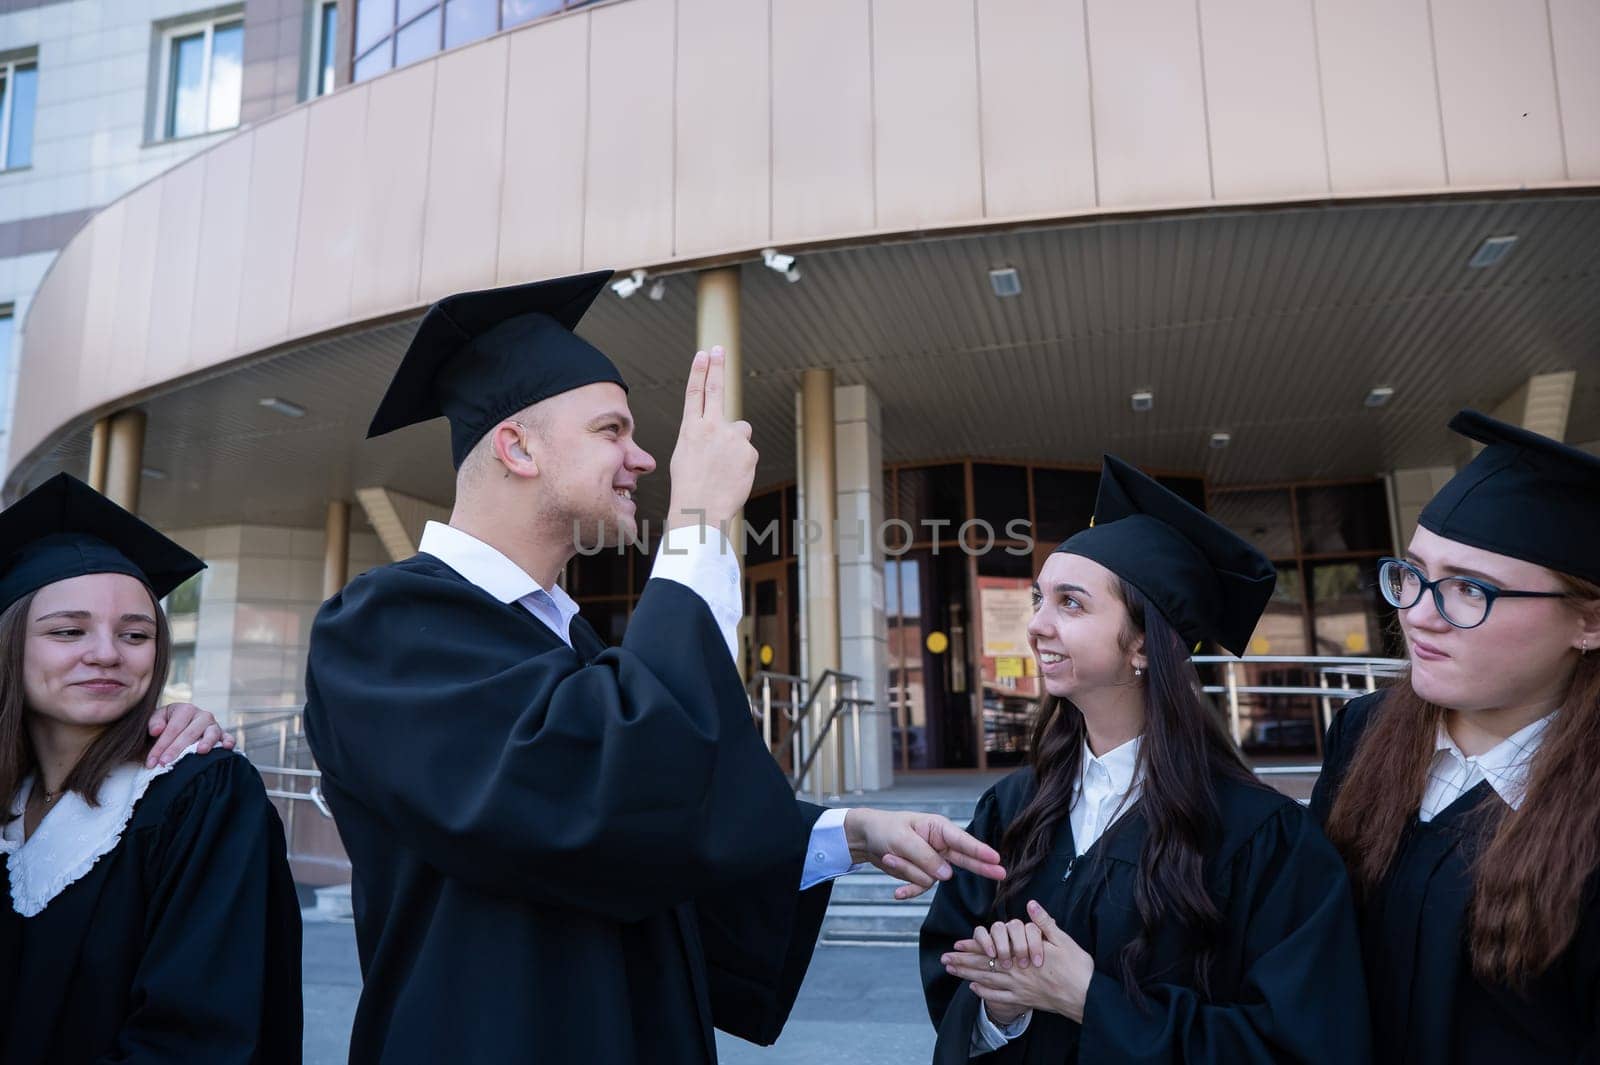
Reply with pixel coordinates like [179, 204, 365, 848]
[666, 346, 757, 533]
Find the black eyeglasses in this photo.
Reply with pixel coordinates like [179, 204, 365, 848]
[1377, 557, 1568, 630]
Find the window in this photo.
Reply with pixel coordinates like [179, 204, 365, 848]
[0, 58, 38, 171]
[158, 17, 243, 140]
[352, 0, 599, 83]
[306, 1, 339, 99]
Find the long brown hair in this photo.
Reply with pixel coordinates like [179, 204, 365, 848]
[998, 578, 1257, 996]
[1325, 573, 1600, 986]
[0, 583, 172, 821]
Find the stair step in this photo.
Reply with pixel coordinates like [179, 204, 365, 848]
[309, 882, 353, 922]
[819, 902, 928, 944]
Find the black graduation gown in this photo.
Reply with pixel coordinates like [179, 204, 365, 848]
[303, 556, 833, 1065]
[0, 750, 303, 1064]
[920, 766, 1372, 1064]
[1311, 693, 1600, 1064]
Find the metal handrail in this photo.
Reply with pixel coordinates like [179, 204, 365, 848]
[1191, 654, 1406, 750]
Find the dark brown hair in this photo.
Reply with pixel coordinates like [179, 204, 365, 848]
[0, 582, 172, 821]
[1325, 573, 1600, 986]
[997, 578, 1257, 996]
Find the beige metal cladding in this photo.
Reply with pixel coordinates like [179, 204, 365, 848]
[11, 0, 1600, 481]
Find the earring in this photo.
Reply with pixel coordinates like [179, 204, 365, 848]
[1133, 666, 1144, 677]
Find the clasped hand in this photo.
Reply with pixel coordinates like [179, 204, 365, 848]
[940, 900, 1095, 1024]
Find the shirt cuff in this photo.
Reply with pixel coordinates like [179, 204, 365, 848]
[649, 524, 742, 664]
[970, 1005, 1032, 1055]
[799, 806, 869, 890]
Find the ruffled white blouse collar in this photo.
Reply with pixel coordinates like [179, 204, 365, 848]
[1, 744, 198, 917]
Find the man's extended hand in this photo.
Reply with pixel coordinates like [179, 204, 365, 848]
[146, 702, 236, 768]
[666, 346, 757, 533]
[843, 808, 1006, 900]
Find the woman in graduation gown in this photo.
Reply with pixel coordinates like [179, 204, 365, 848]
[0, 474, 303, 1064]
[1312, 410, 1600, 1064]
[922, 454, 1372, 1063]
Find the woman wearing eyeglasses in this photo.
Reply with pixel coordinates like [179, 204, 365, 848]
[1310, 409, 1600, 1065]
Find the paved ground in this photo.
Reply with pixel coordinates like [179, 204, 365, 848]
[303, 922, 936, 1065]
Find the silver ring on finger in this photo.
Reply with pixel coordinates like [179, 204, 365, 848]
[987, 957, 997, 971]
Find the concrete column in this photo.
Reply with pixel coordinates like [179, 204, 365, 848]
[1491, 370, 1577, 442]
[323, 500, 351, 599]
[698, 267, 747, 675]
[833, 385, 892, 790]
[799, 369, 842, 793]
[105, 409, 146, 512]
[87, 418, 111, 493]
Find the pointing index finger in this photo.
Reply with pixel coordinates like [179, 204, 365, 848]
[703, 346, 725, 420]
[682, 350, 709, 421]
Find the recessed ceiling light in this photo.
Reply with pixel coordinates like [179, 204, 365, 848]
[1467, 235, 1518, 269]
[259, 396, 306, 418]
[1365, 386, 1395, 408]
[1209, 431, 1231, 449]
[141, 467, 167, 480]
[1130, 390, 1154, 413]
[988, 267, 1022, 298]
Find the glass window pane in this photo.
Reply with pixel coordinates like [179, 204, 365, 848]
[1030, 466, 1097, 548]
[567, 548, 628, 598]
[894, 465, 966, 541]
[318, 3, 339, 96]
[356, 0, 396, 54]
[1297, 482, 1391, 555]
[6, 65, 36, 168]
[167, 32, 208, 138]
[971, 464, 1029, 544]
[353, 40, 394, 81]
[445, 0, 498, 47]
[1310, 560, 1396, 657]
[207, 22, 243, 131]
[398, 0, 437, 22]
[394, 8, 442, 67]
[743, 488, 782, 566]
[1210, 488, 1297, 559]
[502, 0, 565, 28]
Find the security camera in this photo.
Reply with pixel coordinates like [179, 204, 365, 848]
[611, 269, 648, 299]
[761, 248, 796, 273]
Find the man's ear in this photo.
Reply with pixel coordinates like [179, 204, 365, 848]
[492, 421, 538, 477]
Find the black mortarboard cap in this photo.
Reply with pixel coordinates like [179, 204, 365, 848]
[1418, 409, 1600, 584]
[1054, 455, 1276, 656]
[0, 474, 205, 613]
[367, 270, 628, 468]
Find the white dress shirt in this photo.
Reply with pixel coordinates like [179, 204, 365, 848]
[416, 521, 853, 890]
[972, 735, 1145, 1055]
[1419, 713, 1551, 823]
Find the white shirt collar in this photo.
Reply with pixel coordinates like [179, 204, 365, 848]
[2, 744, 199, 917]
[418, 521, 581, 619]
[1081, 734, 1143, 794]
[1432, 713, 1552, 811]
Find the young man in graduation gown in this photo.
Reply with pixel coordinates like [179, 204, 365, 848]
[304, 270, 1005, 1065]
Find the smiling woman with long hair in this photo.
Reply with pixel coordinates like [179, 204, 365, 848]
[920, 455, 1371, 1063]
[0, 475, 302, 1063]
[1312, 410, 1600, 1064]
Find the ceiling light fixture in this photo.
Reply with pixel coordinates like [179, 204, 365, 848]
[1467, 235, 1518, 269]
[258, 397, 306, 418]
[1365, 386, 1395, 408]
[647, 278, 667, 301]
[988, 267, 1022, 298]
[1130, 390, 1155, 413]
[1209, 431, 1231, 449]
[610, 269, 647, 299]
[761, 248, 801, 283]
[141, 467, 167, 480]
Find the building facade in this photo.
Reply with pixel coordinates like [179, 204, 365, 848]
[2, 0, 1597, 841]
